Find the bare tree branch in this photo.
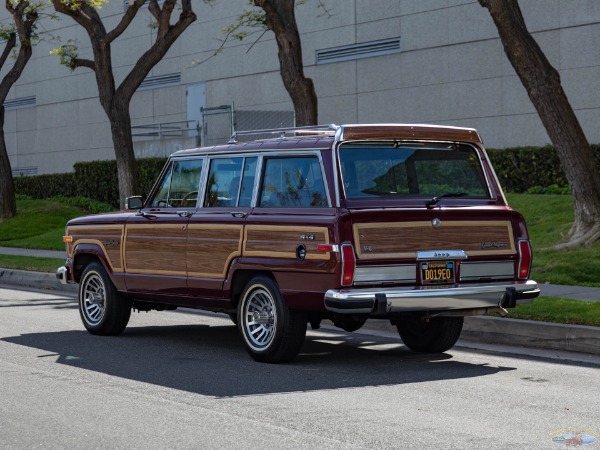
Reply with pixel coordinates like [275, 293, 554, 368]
[106, 0, 146, 44]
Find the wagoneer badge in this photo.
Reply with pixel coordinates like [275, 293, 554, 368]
[432, 218, 442, 229]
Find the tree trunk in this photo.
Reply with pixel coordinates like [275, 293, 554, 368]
[479, 0, 600, 247]
[108, 102, 137, 209]
[254, 0, 318, 126]
[0, 107, 16, 218]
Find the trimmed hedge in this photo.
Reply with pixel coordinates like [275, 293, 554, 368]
[14, 172, 77, 200]
[15, 157, 167, 207]
[14, 145, 600, 203]
[487, 144, 600, 193]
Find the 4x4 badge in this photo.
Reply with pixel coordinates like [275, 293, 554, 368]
[300, 234, 315, 240]
[432, 218, 442, 228]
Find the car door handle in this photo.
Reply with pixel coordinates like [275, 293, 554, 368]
[231, 212, 248, 218]
[177, 211, 193, 218]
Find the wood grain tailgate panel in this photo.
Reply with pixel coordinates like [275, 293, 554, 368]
[353, 221, 515, 259]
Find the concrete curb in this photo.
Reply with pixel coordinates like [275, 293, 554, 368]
[461, 316, 600, 356]
[1, 268, 599, 356]
[356, 316, 600, 356]
[0, 268, 77, 293]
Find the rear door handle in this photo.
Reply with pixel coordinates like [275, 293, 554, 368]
[178, 211, 193, 218]
[231, 212, 248, 218]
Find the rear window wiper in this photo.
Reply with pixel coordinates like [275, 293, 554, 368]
[425, 192, 467, 208]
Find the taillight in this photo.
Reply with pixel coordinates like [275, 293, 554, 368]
[341, 244, 356, 286]
[517, 240, 532, 280]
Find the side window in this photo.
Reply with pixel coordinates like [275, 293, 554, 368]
[259, 156, 327, 208]
[150, 159, 203, 208]
[204, 157, 243, 207]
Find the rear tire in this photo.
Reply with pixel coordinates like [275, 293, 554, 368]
[79, 262, 131, 336]
[238, 275, 306, 363]
[396, 316, 463, 353]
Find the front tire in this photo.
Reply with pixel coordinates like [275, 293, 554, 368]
[238, 275, 306, 363]
[79, 262, 131, 336]
[396, 316, 463, 353]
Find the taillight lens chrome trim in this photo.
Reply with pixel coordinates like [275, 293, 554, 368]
[341, 243, 356, 286]
[517, 240, 532, 280]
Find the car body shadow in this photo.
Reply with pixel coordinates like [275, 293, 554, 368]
[2, 322, 515, 397]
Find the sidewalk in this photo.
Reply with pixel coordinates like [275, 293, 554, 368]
[1, 246, 600, 355]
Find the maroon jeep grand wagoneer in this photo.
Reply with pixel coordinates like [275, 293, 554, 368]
[57, 124, 540, 363]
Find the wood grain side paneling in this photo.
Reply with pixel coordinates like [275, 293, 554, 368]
[124, 224, 188, 276]
[66, 225, 125, 272]
[244, 225, 331, 260]
[353, 221, 515, 260]
[187, 225, 243, 278]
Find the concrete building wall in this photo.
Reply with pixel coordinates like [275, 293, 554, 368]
[1, 0, 600, 176]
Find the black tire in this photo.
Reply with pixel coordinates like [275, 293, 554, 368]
[396, 316, 464, 353]
[79, 262, 131, 336]
[237, 275, 306, 363]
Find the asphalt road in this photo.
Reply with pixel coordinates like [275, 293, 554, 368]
[1, 285, 599, 449]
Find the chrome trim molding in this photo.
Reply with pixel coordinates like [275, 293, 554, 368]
[354, 265, 415, 284]
[460, 261, 514, 281]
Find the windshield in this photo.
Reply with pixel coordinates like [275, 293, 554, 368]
[338, 143, 490, 199]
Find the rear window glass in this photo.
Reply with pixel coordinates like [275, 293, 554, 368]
[338, 143, 489, 199]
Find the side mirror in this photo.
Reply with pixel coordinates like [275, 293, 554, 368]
[125, 196, 144, 210]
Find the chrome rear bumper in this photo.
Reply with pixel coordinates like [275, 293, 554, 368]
[324, 280, 540, 315]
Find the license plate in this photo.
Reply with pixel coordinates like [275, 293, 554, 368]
[421, 261, 455, 285]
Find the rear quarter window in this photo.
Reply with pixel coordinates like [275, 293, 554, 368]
[259, 156, 328, 207]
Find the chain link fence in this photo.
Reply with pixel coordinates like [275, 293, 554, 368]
[201, 105, 295, 146]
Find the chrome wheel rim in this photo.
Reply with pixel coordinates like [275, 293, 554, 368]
[242, 286, 276, 351]
[81, 272, 106, 326]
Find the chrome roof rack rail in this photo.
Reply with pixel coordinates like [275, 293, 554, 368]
[229, 124, 339, 143]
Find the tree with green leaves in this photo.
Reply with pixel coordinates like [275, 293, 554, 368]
[50, 0, 197, 207]
[479, 0, 600, 247]
[0, 0, 39, 219]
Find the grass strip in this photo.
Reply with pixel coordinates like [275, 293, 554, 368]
[503, 297, 600, 327]
[0, 255, 65, 273]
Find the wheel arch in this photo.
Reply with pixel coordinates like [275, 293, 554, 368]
[72, 245, 114, 284]
[229, 269, 277, 309]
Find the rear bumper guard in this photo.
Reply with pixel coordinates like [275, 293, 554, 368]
[324, 280, 540, 315]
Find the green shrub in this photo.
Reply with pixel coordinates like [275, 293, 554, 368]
[487, 144, 600, 193]
[15, 157, 167, 207]
[14, 172, 76, 199]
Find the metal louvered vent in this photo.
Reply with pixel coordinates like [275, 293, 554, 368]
[12, 166, 38, 177]
[138, 73, 181, 91]
[4, 96, 36, 110]
[316, 38, 401, 65]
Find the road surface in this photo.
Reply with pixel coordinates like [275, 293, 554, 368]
[1, 285, 599, 449]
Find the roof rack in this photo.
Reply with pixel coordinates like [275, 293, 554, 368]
[229, 124, 338, 143]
